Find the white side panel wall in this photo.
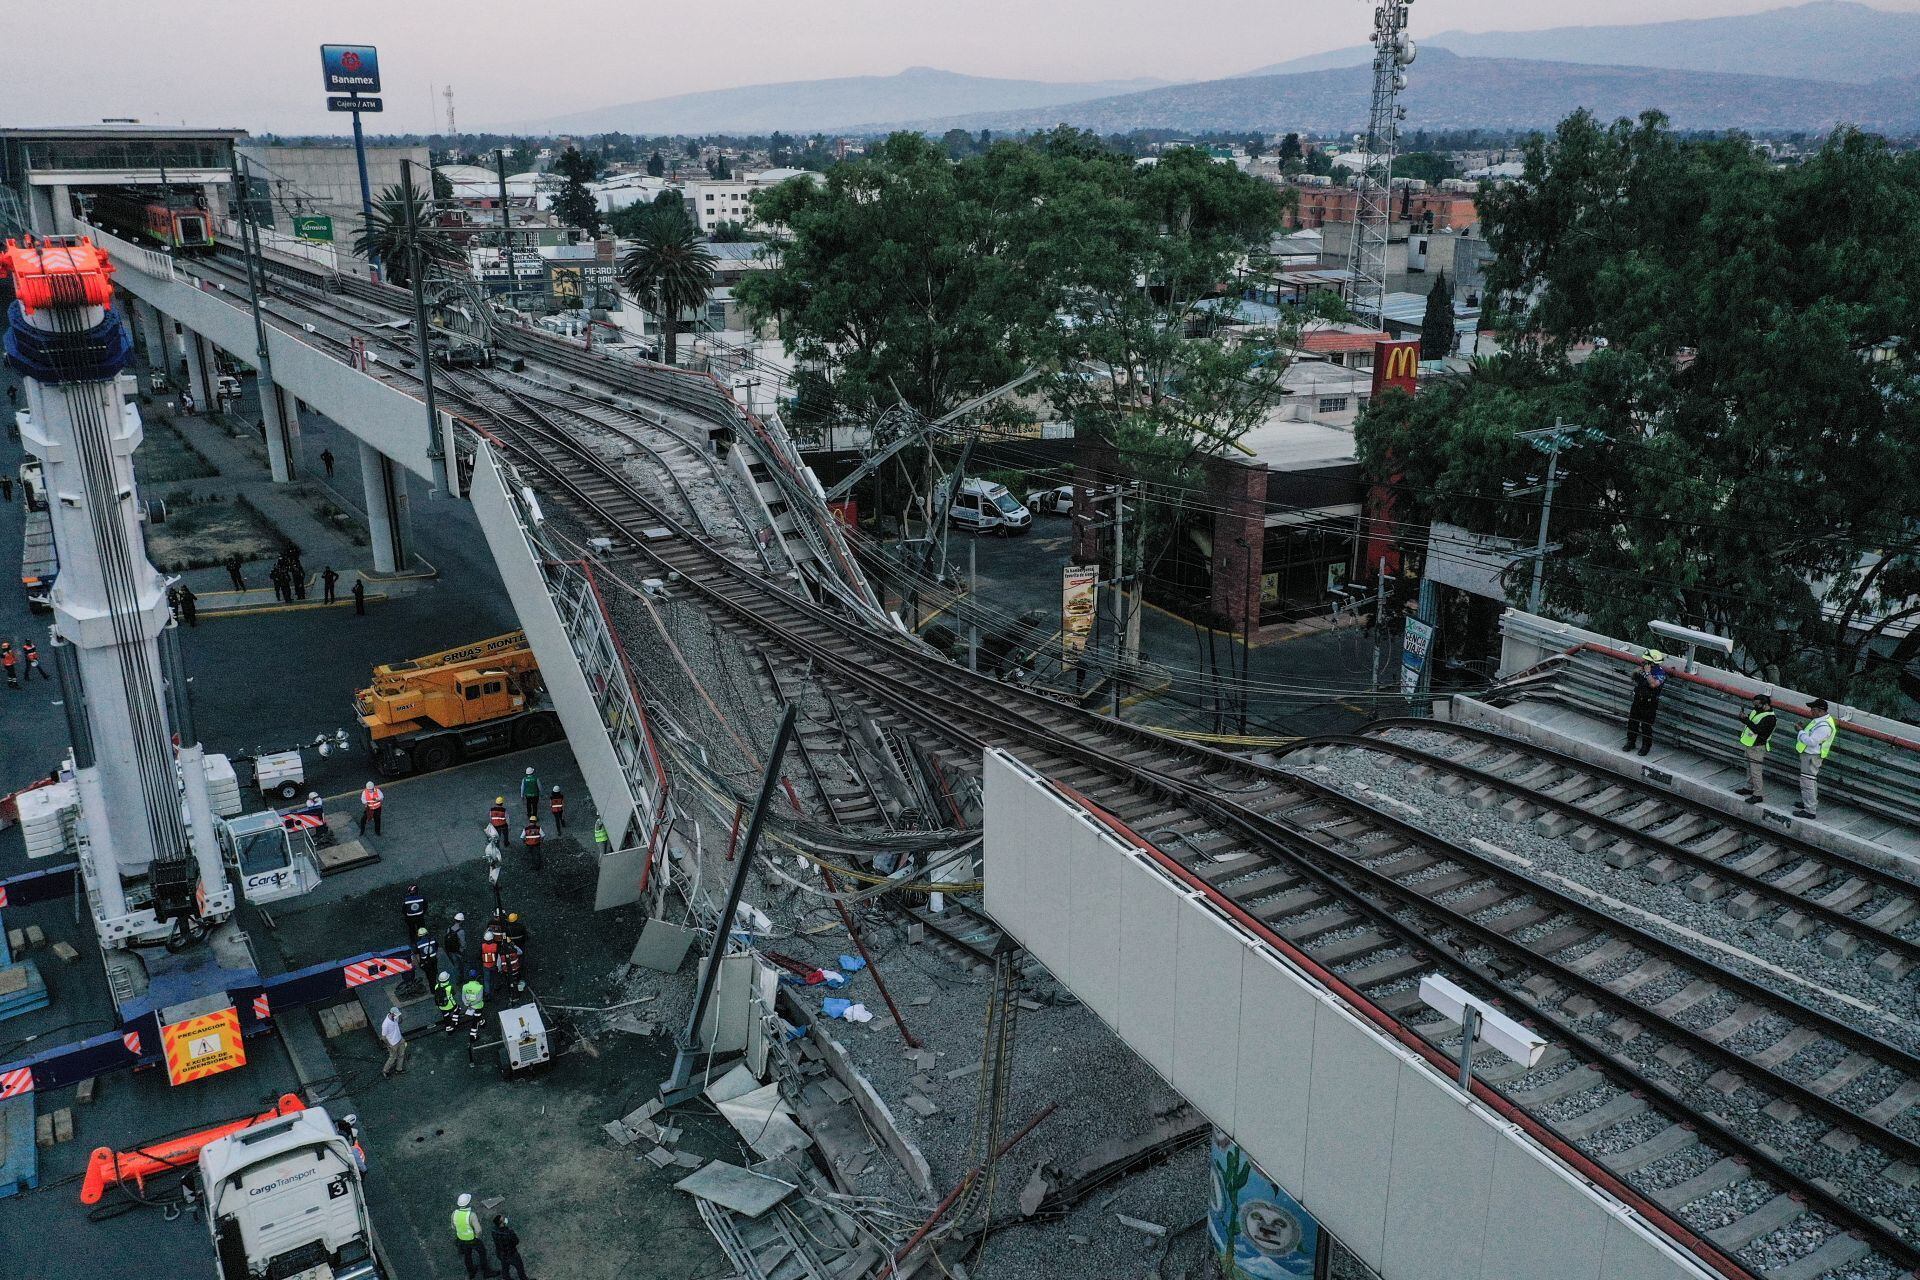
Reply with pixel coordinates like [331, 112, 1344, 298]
[981, 750, 1717, 1280]
[470, 446, 639, 880]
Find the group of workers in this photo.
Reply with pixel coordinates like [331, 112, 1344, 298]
[1624, 648, 1841, 818]
[0, 638, 49, 689]
[488, 766, 567, 873]
[452, 1193, 532, 1280]
[401, 884, 535, 1037]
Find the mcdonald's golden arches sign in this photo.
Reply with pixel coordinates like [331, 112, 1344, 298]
[1370, 339, 1421, 398]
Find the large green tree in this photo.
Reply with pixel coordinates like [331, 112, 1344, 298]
[550, 146, 602, 235]
[1358, 111, 1920, 702]
[618, 207, 716, 366]
[1419, 271, 1454, 360]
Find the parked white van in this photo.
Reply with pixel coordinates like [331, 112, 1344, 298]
[943, 478, 1033, 536]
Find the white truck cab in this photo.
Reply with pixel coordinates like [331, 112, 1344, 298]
[201, 1106, 383, 1280]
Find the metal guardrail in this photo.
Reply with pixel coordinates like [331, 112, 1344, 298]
[70, 219, 174, 281]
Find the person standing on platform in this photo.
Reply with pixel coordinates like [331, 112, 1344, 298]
[225, 553, 246, 591]
[320, 447, 335, 478]
[1623, 650, 1667, 756]
[443, 912, 468, 969]
[359, 780, 384, 836]
[175, 585, 197, 627]
[401, 883, 427, 945]
[1735, 694, 1777, 805]
[1795, 699, 1839, 820]
[352, 578, 367, 615]
[322, 566, 339, 604]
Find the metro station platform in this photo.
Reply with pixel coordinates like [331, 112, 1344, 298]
[1472, 613, 1920, 872]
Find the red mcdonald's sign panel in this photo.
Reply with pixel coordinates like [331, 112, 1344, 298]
[1365, 339, 1422, 576]
[1371, 338, 1421, 398]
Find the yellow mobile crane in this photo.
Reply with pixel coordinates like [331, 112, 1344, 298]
[354, 630, 561, 775]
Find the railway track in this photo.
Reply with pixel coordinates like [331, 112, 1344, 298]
[164, 247, 1920, 1279]
[456, 373, 1920, 1280]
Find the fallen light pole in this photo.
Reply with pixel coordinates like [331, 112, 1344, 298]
[658, 705, 798, 1105]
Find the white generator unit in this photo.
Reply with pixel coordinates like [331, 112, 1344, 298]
[254, 750, 308, 803]
[200, 1106, 383, 1280]
[500, 1003, 551, 1075]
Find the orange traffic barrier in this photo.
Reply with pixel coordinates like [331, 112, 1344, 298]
[80, 1092, 305, 1204]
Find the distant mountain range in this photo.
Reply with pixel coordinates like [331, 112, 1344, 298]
[493, 2, 1920, 138]
[505, 67, 1171, 136]
[1240, 1, 1920, 86]
[895, 48, 1920, 136]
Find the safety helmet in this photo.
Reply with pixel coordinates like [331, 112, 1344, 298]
[416, 927, 427, 938]
[508, 912, 519, 922]
[458, 1192, 472, 1207]
[484, 929, 495, 940]
[495, 796, 505, 805]
[454, 911, 465, 922]
[438, 971, 450, 983]
[525, 766, 534, 775]
[365, 780, 375, 788]
[307, 792, 321, 805]
[551, 785, 561, 793]
[468, 969, 478, 979]
[1645, 649, 1664, 663]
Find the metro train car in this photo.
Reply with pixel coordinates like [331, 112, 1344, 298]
[85, 190, 217, 254]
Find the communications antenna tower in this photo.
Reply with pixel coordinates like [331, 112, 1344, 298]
[444, 85, 457, 135]
[1345, 0, 1417, 324]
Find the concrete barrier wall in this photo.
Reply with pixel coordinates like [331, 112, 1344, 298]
[470, 443, 649, 906]
[981, 749, 1716, 1280]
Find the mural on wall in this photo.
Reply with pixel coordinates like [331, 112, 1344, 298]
[1209, 1132, 1322, 1279]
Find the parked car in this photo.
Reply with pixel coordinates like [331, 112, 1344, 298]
[944, 478, 1032, 536]
[1026, 484, 1074, 516]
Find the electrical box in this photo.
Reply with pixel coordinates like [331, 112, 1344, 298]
[499, 1003, 549, 1075]
[254, 750, 306, 802]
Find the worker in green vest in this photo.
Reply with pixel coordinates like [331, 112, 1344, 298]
[520, 766, 541, 822]
[433, 970, 459, 1033]
[1794, 698, 1838, 820]
[1734, 694, 1777, 806]
[461, 969, 486, 1029]
[451, 1191, 492, 1278]
[593, 817, 608, 852]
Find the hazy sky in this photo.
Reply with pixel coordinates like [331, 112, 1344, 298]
[10, 0, 1920, 135]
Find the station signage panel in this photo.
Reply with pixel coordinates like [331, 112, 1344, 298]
[292, 215, 335, 241]
[320, 44, 382, 93]
[327, 97, 384, 113]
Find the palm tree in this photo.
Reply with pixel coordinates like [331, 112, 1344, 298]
[619, 209, 717, 366]
[352, 184, 462, 288]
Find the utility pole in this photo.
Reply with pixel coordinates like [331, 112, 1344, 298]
[660, 707, 798, 1105]
[1110, 485, 1128, 717]
[967, 539, 979, 674]
[399, 160, 448, 498]
[495, 149, 515, 300]
[231, 157, 293, 484]
[1370, 555, 1389, 689]
[1517, 419, 1580, 616]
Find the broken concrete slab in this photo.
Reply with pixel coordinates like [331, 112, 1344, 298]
[903, 1094, 939, 1118]
[644, 1145, 678, 1168]
[629, 918, 699, 973]
[672, 1150, 706, 1168]
[717, 1082, 812, 1159]
[1116, 1214, 1167, 1237]
[703, 1062, 763, 1106]
[673, 1160, 798, 1218]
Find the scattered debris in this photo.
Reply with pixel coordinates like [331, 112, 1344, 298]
[1116, 1214, 1167, 1237]
[629, 918, 699, 973]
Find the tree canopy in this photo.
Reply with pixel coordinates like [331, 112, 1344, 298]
[1357, 111, 1920, 702]
[550, 146, 602, 235]
[618, 205, 716, 367]
[353, 184, 462, 289]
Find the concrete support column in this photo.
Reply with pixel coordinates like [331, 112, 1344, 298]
[48, 183, 76, 234]
[133, 299, 167, 371]
[258, 373, 292, 484]
[183, 329, 217, 411]
[360, 440, 409, 574]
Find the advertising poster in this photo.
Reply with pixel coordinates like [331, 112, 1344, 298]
[1061, 564, 1098, 663]
[1209, 1132, 1321, 1279]
[320, 44, 382, 94]
[1400, 616, 1434, 696]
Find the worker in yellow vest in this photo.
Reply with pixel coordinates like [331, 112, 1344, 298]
[1794, 698, 1838, 820]
[451, 1192, 492, 1278]
[1734, 694, 1777, 806]
[358, 780, 384, 836]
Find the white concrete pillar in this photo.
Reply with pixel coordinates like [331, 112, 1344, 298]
[133, 299, 167, 370]
[48, 183, 76, 234]
[183, 329, 217, 410]
[258, 372, 292, 484]
[360, 440, 408, 574]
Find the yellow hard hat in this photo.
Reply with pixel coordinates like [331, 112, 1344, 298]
[495, 796, 505, 804]
[1645, 649, 1664, 663]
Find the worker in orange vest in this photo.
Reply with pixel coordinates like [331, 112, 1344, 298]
[488, 796, 509, 837]
[521, 817, 544, 870]
[1, 641, 17, 690]
[359, 780, 384, 836]
[498, 939, 525, 997]
[20, 640, 48, 681]
[479, 930, 499, 998]
[548, 784, 566, 831]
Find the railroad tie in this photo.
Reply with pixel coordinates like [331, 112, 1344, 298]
[1648, 1157, 1747, 1214]
[1554, 1091, 1648, 1141]
[1768, 1232, 1871, 1280]
[1606, 1123, 1696, 1174]
[1705, 1193, 1802, 1253]
[1861, 894, 1918, 933]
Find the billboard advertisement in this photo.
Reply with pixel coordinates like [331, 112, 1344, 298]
[1209, 1132, 1322, 1278]
[1061, 564, 1098, 663]
[1400, 616, 1434, 696]
[320, 44, 382, 94]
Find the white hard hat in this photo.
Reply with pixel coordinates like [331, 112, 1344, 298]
[454, 911, 465, 921]
[525, 766, 534, 775]
[438, 971, 450, 983]
[365, 780, 375, 788]
[307, 792, 321, 804]
[457, 1192, 472, 1207]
